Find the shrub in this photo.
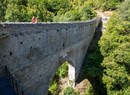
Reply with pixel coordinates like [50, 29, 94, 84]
[48, 80, 59, 95]
[84, 80, 95, 95]
[53, 5, 96, 22]
[53, 10, 81, 22]
[87, 0, 124, 11]
[0, 0, 8, 21]
[56, 62, 68, 78]
[47, 0, 71, 15]
[118, 0, 130, 21]
[79, 5, 96, 21]
[5, 0, 28, 22]
[101, 57, 130, 95]
[64, 87, 79, 95]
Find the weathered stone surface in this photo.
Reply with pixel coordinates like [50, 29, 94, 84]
[0, 18, 100, 95]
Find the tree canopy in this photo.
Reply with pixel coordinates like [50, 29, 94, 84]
[0, 0, 96, 22]
[99, 0, 130, 94]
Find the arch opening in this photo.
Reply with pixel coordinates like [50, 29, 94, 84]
[47, 61, 75, 95]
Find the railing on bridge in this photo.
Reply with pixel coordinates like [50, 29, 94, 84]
[4, 66, 24, 95]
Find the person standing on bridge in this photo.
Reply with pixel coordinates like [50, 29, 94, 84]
[32, 16, 38, 23]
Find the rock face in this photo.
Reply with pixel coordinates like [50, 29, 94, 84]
[0, 19, 100, 95]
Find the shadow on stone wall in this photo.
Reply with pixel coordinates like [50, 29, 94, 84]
[76, 20, 107, 95]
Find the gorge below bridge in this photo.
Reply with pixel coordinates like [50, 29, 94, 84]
[0, 18, 100, 95]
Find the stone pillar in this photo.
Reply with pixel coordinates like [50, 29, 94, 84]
[68, 63, 75, 88]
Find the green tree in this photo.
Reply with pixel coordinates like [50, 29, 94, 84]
[99, 0, 130, 94]
[87, 0, 124, 11]
[79, 5, 96, 21]
[83, 22, 106, 95]
[0, 0, 8, 21]
[53, 3, 96, 22]
[64, 87, 79, 95]
[5, 0, 28, 22]
[118, 0, 130, 21]
[47, 0, 71, 15]
[1, 0, 97, 22]
[54, 10, 81, 22]
[84, 80, 95, 95]
[27, 0, 54, 22]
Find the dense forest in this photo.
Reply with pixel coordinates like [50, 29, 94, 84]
[0, 0, 96, 22]
[99, 0, 130, 94]
[84, 0, 130, 95]
[1, 0, 130, 95]
[0, 0, 123, 22]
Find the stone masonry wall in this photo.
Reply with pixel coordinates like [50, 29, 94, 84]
[0, 18, 100, 95]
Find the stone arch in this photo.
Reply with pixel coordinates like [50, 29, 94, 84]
[58, 55, 76, 87]
[47, 58, 76, 94]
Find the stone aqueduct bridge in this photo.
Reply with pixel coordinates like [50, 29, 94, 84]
[0, 19, 100, 95]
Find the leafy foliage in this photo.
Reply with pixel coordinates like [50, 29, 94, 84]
[48, 80, 59, 95]
[54, 2, 96, 22]
[54, 10, 81, 22]
[84, 28, 106, 95]
[118, 0, 130, 21]
[0, 0, 8, 21]
[83, 79, 95, 95]
[84, 46, 103, 77]
[5, 0, 28, 22]
[99, 0, 130, 94]
[48, 62, 68, 95]
[56, 61, 68, 78]
[87, 0, 124, 11]
[64, 87, 79, 95]
[101, 57, 130, 95]
[47, 0, 71, 15]
[1, 0, 125, 22]
[79, 5, 96, 21]
[0, 0, 96, 22]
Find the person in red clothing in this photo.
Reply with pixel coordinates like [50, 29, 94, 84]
[32, 16, 38, 23]
[35, 18, 38, 23]
[32, 16, 35, 23]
